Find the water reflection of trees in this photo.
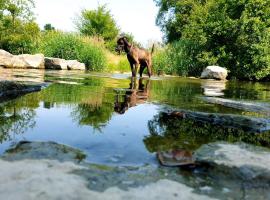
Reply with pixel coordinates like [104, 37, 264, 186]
[71, 103, 114, 130]
[0, 101, 36, 143]
[144, 112, 270, 153]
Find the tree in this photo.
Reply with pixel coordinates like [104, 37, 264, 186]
[44, 23, 55, 31]
[0, 0, 39, 54]
[75, 5, 119, 44]
[154, 0, 270, 80]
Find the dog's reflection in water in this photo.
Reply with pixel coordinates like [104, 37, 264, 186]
[114, 78, 150, 114]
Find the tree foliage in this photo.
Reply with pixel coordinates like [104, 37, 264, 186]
[0, 0, 39, 54]
[155, 0, 270, 80]
[75, 5, 119, 47]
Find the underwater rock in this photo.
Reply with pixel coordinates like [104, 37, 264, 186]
[2, 141, 86, 162]
[201, 97, 270, 116]
[165, 109, 270, 133]
[195, 142, 270, 180]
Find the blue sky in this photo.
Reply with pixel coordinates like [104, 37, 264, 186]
[34, 0, 163, 45]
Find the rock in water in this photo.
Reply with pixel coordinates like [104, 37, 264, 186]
[201, 66, 228, 80]
[67, 60, 86, 70]
[2, 141, 86, 162]
[45, 57, 68, 70]
[201, 97, 270, 116]
[195, 142, 270, 180]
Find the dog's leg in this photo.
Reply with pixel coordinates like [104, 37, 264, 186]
[145, 61, 152, 78]
[139, 66, 145, 77]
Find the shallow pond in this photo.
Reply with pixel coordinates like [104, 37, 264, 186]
[0, 69, 270, 166]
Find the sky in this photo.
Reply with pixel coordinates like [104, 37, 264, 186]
[34, 0, 163, 45]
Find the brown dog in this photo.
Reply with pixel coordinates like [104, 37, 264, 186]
[116, 37, 154, 78]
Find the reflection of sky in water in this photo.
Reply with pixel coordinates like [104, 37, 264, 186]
[0, 102, 159, 166]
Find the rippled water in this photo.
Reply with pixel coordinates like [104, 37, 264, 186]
[0, 68, 269, 166]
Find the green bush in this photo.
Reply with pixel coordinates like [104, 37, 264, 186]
[155, 0, 270, 80]
[77, 42, 107, 71]
[153, 40, 200, 76]
[38, 31, 107, 71]
[107, 55, 130, 73]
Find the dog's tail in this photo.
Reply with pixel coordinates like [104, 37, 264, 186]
[151, 44, 155, 55]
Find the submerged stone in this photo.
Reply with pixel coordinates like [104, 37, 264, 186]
[2, 141, 86, 162]
[202, 97, 270, 116]
[195, 142, 270, 180]
[165, 109, 270, 133]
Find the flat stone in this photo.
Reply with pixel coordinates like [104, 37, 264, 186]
[2, 141, 86, 162]
[201, 97, 270, 116]
[195, 142, 270, 180]
[165, 109, 270, 133]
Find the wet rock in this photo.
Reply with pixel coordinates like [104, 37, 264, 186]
[67, 60, 86, 70]
[201, 97, 270, 116]
[165, 108, 270, 133]
[0, 81, 42, 102]
[195, 142, 270, 180]
[201, 66, 228, 80]
[2, 141, 86, 162]
[157, 149, 195, 166]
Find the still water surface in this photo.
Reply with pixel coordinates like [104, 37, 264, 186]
[0, 69, 269, 166]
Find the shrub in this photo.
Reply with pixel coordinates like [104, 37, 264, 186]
[153, 40, 200, 76]
[38, 31, 107, 71]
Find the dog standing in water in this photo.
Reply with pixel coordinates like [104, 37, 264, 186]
[116, 36, 154, 78]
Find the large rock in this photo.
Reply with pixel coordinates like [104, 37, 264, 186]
[0, 50, 14, 67]
[45, 58, 86, 70]
[0, 50, 45, 69]
[195, 142, 270, 180]
[19, 54, 45, 69]
[67, 60, 86, 70]
[201, 66, 228, 80]
[45, 57, 68, 70]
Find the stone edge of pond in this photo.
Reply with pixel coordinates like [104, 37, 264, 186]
[0, 81, 47, 103]
[0, 140, 217, 200]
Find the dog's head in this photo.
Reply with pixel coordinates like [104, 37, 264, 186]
[115, 36, 128, 55]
